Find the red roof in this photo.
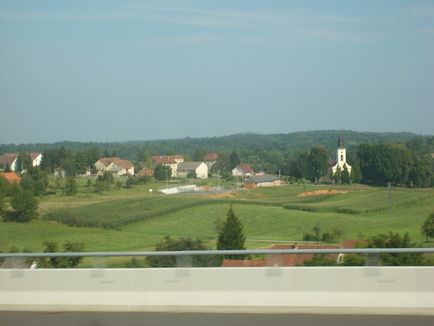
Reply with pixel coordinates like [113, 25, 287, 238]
[266, 244, 340, 266]
[29, 152, 41, 162]
[152, 155, 183, 164]
[137, 167, 154, 177]
[204, 152, 218, 161]
[237, 163, 254, 174]
[0, 172, 21, 183]
[222, 259, 268, 267]
[98, 157, 133, 169]
[0, 153, 18, 166]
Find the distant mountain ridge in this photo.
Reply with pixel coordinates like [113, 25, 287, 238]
[0, 130, 423, 161]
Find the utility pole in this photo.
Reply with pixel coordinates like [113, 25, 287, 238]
[388, 182, 392, 216]
[165, 169, 168, 190]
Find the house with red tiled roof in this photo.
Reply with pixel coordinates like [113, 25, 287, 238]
[204, 152, 218, 162]
[232, 163, 254, 177]
[220, 241, 361, 267]
[0, 153, 18, 171]
[204, 152, 218, 171]
[95, 157, 134, 176]
[0, 152, 42, 172]
[152, 155, 184, 177]
[0, 172, 21, 184]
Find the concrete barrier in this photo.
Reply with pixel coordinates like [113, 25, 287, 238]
[1, 267, 433, 314]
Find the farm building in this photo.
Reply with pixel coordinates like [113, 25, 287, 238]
[176, 162, 208, 179]
[244, 174, 281, 189]
[232, 163, 254, 177]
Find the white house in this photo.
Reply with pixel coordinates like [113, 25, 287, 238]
[152, 155, 184, 177]
[95, 157, 135, 176]
[0, 152, 42, 171]
[30, 152, 43, 167]
[330, 132, 352, 175]
[176, 162, 208, 179]
[232, 163, 254, 177]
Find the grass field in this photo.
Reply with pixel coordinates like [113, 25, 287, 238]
[1, 181, 433, 255]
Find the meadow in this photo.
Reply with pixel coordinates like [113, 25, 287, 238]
[1, 179, 433, 257]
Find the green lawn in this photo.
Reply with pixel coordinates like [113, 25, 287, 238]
[1, 183, 433, 254]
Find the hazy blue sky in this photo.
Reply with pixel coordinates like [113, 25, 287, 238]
[1, 0, 433, 144]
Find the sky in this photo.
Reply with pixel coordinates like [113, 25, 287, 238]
[0, 0, 433, 144]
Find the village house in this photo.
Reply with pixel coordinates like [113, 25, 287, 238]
[232, 163, 254, 177]
[176, 162, 208, 179]
[94, 157, 134, 177]
[243, 174, 281, 189]
[0, 152, 43, 172]
[203, 152, 218, 170]
[152, 155, 184, 177]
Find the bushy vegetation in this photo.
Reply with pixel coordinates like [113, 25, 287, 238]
[148, 236, 220, 267]
[3, 188, 38, 223]
[37, 240, 85, 268]
[342, 232, 427, 267]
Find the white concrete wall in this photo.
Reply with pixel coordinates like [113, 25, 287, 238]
[1, 267, 433, 314]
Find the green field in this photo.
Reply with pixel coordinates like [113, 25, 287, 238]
[1, 182, 433, 255]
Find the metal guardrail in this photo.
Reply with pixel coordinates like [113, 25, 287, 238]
[1, 248, 434, 259]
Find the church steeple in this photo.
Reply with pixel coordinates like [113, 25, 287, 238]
[338, 131, 345, 148]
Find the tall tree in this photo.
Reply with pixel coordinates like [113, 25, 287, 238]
[63, 177, 77, 196]
[154, 164, 172, 181]
[421, 212, 434, 241]
[15, 152, 32, 172]
[229, 151, 241, 170]
[8, 188, 38, 222]
[193, 148, 206, 161]
[217, 206, 245, 258]
[341, 164, 350, 184]
[308, 146, 329, 182]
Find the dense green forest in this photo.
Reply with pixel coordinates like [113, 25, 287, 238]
[0, 130, 421, 160]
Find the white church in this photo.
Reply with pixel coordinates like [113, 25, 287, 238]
[330, 132, 352, 175]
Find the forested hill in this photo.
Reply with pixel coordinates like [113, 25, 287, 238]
[0, 130, 423, 160]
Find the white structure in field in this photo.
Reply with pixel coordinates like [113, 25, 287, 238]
[330, 132, 352, 175]
[176, 162, 208, 179]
